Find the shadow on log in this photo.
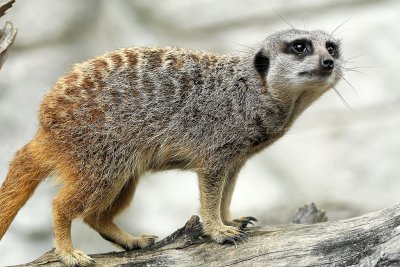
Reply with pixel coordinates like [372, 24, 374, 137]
[15, 203, 400, 267]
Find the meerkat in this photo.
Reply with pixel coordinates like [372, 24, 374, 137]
[0, 29, 342, 266]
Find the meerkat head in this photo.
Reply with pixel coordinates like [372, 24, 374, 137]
[253, 29, 343, 95]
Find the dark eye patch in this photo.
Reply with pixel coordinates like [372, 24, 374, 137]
[326, 41, 340, 58]
[283, 39, 313, 57]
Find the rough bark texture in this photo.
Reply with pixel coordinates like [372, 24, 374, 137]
[14, 203, 400, 267]
[0, 0, 17, 70]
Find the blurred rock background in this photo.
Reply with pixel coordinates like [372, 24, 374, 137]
[0, 0, 399, 265]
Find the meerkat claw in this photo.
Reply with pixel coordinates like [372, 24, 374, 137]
[223, 237, 237, 246]
[233, 216, 259, 228]
[222, 231, 248, 244]
[238, 232, 249, 240]
[246, 221, 255, 226]
[249, 217, 258, 224]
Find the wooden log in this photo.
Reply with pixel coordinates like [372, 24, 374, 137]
[0, 0, 17, 70]
[15, 203, 400, 266]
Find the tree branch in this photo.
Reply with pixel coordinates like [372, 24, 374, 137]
[0, 0, 17, 70]
[15, 203, 400, 266]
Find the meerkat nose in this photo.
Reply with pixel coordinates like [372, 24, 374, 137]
[320, 58, 334, 70]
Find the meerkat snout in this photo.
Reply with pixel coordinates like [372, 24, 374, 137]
[315, 40, 339, 77]
[317, 56, 335, 78]
[320, 57, 334, 71]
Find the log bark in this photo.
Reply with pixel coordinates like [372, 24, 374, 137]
[0, 0, 17, 70]
[15, 203, 400, 267]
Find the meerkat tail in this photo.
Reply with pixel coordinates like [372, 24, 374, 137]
[0, 139, 52, 239]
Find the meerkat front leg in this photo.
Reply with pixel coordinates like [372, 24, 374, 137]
[198, 168, 247, 244]
[220, 164, 258, 229]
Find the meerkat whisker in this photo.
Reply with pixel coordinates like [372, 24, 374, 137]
[232, 49, 252, 55]
[343, 53, 370, 62]
[339, 74, 357, 94]
[302, 17, 307, 31]
[271, 8, 295, 29]
[333, 86, 355, 113]
[229, 41, 255, 52]
[344, 65, 376, 70]
[344, 69, 365, 74]
[336, 62, 364, 74]
[330, 17, 352, 37]
[341, 67, 367, 75]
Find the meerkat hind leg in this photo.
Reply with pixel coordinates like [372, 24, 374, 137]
[52, 185, 95, 267]
[87, 219, 157, 251]
[84, 177, 157, 251]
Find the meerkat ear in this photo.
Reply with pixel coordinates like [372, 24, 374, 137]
[254, 50, 269, 78]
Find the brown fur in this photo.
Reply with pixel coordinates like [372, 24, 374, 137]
[0, 134, 52, 237]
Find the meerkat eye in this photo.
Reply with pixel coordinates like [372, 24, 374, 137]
[284, 39, 312, 56]
[327, 46, 336, 56]
[326, 42, 338, 57]
[292, 41, 307, 54]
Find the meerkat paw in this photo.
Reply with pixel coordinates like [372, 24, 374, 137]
[134, 233, 158, 249]
[55, 249, 95, 267]
[226, 216, 258, 229]
[122, 234, 158, 251]
[206, 225, 248, 244]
